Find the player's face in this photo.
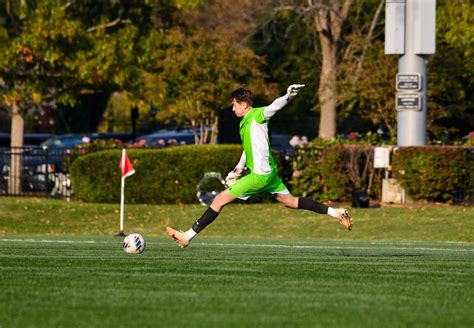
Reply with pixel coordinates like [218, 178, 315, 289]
[232, 99, 250, 117]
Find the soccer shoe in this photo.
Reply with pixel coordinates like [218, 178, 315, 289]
[336, 208, 353, 231]
[166, 227, 190, 248]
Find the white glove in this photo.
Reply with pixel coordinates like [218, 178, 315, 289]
[287, 84, 305, 98]
[225, 169, 242, 187]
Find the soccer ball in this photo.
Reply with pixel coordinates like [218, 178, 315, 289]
[122, 233, 146, 254]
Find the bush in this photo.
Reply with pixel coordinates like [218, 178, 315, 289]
[392, 147, 473, 202]
[290, 143, 326, 199]
[291, 142, 382, 201]
[320, 146, 352, 201]
[70, 145, 243, 204]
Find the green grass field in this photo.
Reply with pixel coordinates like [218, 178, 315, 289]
[0, 198, 473, 327]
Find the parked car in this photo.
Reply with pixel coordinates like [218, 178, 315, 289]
[270, 133, 293, 160]
[40, 134, 91, 148]
[40, 132, 136, 149]
[0, 132, 54, 147]
[131, 129, 197, 147]
[0, 147, 55, 194]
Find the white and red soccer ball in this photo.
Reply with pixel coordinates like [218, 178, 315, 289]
[122, 233, 146, 254]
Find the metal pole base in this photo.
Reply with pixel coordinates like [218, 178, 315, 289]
[114, 231, 126, 237]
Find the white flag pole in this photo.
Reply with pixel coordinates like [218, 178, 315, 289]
[115, 149, 126, 237]
[120, 175, 125, 232]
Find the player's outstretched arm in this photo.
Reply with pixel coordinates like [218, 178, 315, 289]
[264, 84, 305, 119]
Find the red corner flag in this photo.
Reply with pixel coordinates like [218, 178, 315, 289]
[119, 149, 135, 178]
[117, 148, 135, 236]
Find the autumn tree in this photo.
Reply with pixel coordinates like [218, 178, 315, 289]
[270, 0, 354, 139]
[0, 1, 91, 193]
[339, 0, 474, 141]
[143, 28, 274, 144]
[427, 0, 474, 140]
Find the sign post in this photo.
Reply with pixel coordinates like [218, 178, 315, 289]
[385, 0, 436, 146]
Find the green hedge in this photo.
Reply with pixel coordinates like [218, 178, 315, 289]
[320, 146, 352, 201]
[70, 145, 243, 204]
[290, 144, 380, 201]
[392, 147, 473, 202]
[290, 144, 325, 199]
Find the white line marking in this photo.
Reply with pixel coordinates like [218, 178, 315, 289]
[0, 239, 472, 252]
[197, 242, 474, 253]
[0, 238, 98, 244]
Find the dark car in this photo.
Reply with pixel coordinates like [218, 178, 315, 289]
[270, 133, 294, 160]
[0, 146, 55, 194]
[40, 134, 92, 148]
[40, 132, 135, 148]
[0, 132, 54, 147]
[132, 129, 197, 147]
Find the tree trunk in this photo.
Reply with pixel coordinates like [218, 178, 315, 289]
[318, 38, 338, 139]
[312, 0, 353, 139]
[9, 102, 24, 194]
[210, 116, 219, 144]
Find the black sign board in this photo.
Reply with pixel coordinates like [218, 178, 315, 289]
[396, 74, 421, 91]
[396, 93, 421, 111]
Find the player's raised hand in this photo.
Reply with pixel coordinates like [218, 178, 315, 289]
[287, 84, 305, 98]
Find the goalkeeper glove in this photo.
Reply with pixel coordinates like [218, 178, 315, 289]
[287, 84, 305, 98]
[225, 169, 242, 187]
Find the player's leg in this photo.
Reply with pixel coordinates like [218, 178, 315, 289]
[274, 193, 298, 208]
[269, 174, 353, 230]
[275, 193, 352, 230]
[167, 173, 268, 248]
[166, 190, 236, 248]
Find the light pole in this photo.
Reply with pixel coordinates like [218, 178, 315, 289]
[385, 0, 436, 146]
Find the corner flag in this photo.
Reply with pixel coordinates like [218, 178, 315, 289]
[116, 149, 135, 237]
[119, 149, 135, 178]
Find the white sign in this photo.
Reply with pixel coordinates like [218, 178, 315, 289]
[396, 93, 422, 111]
[396, 74, 421, 91]
[374, 147, 390, 168]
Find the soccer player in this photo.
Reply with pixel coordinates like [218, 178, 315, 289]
[166, 85, 352, 248]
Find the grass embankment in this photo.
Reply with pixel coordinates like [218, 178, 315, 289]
[0, 197, 472, 242]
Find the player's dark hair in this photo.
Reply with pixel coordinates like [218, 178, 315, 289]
[231, 87, 254, 106]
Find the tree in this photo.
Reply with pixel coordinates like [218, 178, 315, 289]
[336, 0, 397, 135]
[0, 1, 159, 192]
[272, 0, 354, 139]
[143, 28, 275, 144]
[340, 40, 398, 137]
[427, 0, 474, 140]
[0, 1, 91, 193]
[339, 0, 474, 141]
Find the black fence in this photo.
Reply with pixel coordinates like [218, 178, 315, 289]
[0, 146, 74, 198]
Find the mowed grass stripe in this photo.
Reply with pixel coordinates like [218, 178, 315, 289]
[1, 237, 473, 253]
[0, 237, 472, 327]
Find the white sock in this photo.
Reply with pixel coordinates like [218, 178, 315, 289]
[327, 207, 338, 218]
[184, 228, 197, 241]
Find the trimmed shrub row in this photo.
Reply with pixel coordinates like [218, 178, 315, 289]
[392, 146, 473, 202]
[70, 145, 242, 204]
[70, 144, 473, 203]
[290, 145, 381, 201]
[291, 144, 472, 202]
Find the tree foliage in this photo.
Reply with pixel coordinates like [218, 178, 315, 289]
[0, 0, 472, 146]
[338, 0, 474, 140]
[142, 28, 275, 143]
